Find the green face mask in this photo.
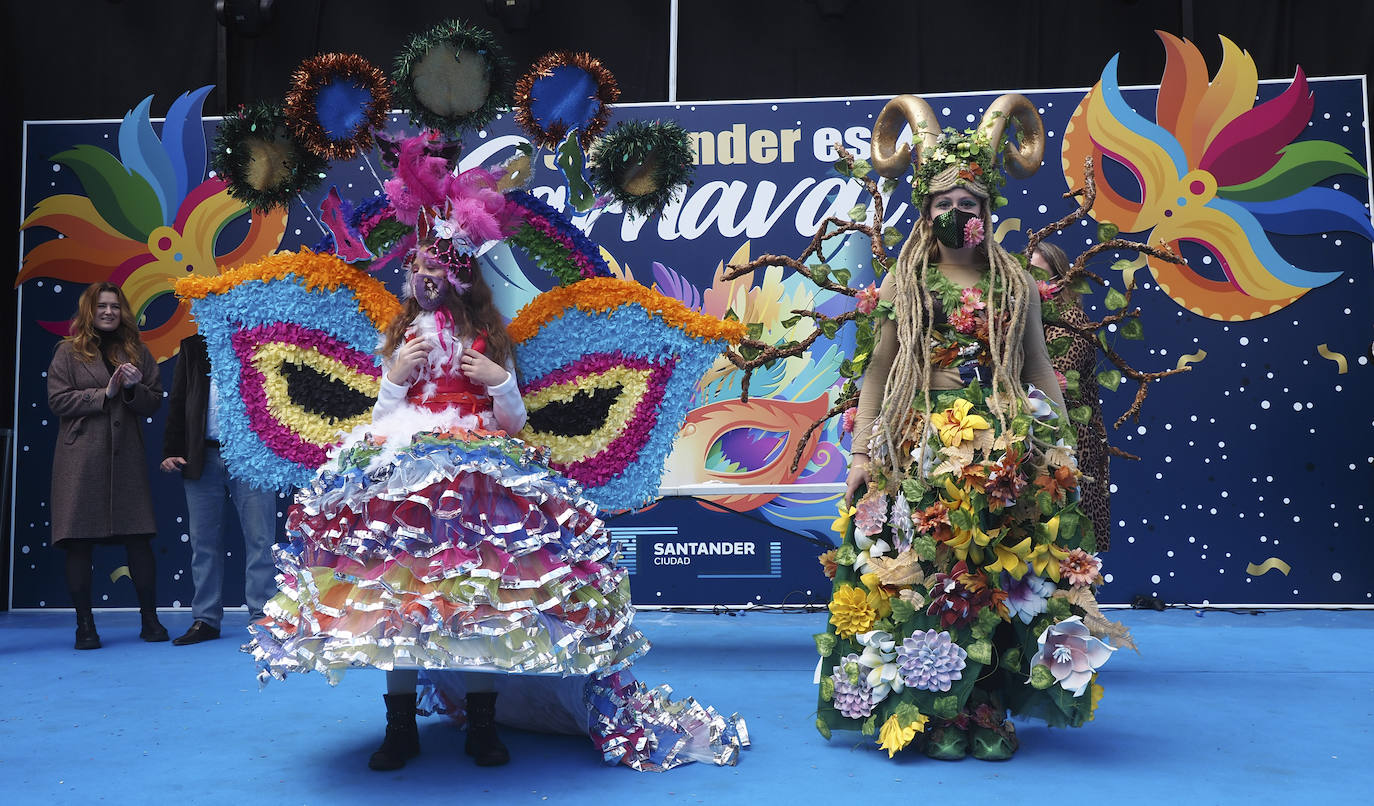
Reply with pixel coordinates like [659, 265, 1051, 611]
[932, 208, 983, 249]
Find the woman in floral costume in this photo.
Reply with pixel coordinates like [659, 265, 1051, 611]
[814, 95, 1119, 760]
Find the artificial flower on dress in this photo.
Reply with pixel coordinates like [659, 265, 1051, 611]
[1030, 615, 1117, 696]
[828, 585, 877, 639]
[896, 629, 968, 692]
[1001, 571, 1055, 624]
[1060, 548, 1104, 587]
[931, 397, 990, 447]
[877, 713, 926, 758]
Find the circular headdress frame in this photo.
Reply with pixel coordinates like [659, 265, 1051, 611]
[285, 52, 392, 161]
[588, 119, 694, 218]
[211, 101, 329, 212]
[513, 51, 620, 150]
[392, 19, 512, 136]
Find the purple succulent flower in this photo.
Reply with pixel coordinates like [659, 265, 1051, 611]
[896, 629, 968, 692]
[831, 653, 879, 718]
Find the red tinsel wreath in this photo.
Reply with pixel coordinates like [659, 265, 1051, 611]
[513, 51, 620, 150]
[285, 53, 392, 161]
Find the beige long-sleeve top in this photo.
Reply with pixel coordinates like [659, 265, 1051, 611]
[852, 262, 1065, 455]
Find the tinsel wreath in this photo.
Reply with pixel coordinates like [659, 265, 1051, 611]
[513, 51, 620, 150]
[285, 53, 392, 161]
[589, 120, 694, 218]
[212, 102, 329, 212]
[391, 19, 511, 135]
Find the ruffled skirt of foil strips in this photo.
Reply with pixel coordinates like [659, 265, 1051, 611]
[419, 670, 750, 772]
[244, 422, 749, 770]
[246, 427, 649, 682]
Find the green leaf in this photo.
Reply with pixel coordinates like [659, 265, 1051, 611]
[1070, 277, 1094, 294]
[745, 322, 764, 340]
[820, 318, 840, 339]
[847, 204, 868, 222]
[932, 695, 960, 719]
[1096, 369, 1123, 392]
[833, 268, 852, 286]
[739, 344, 761, 361]
[838, 358, 855, 378]
[1104, 287, 1128, 311]
[835, 545, 856, 566]
[967, 639, 992, 665]
[820, 676, 835, 701]
[1057, 509, 1080, 542]
[861, 714, 877, 736]
[809, 263, 831, 284]
[893, 701, 924, 727]
[949, 508, 977, 531]
[1046, 597, 1071, 620]
[815, 718, 832, 740]
[883, 226, 904, 248]
[1069, 405, 1091, 424]
[723, 308, 739, 322]
[1041, 299, 1060, 321]
[889, 596, 915, 624]
[901, 476, 929, 502]
[1120, 318, 1144, 340]
[850, 158, 873, 178]
[911, 535, 937, 560]
[780, 314, 803, 328]
[1000, 645, 1022, 671]
[1036, 491, 1055, 516]
[881, 178, 898, 194]
[1096, 222, 1119, 242]
[1063, 369, 1080, 396]
[1221, 139, 1371, 202]
[53, 145, 164, 241]
[556, 132, 598, 212]
[966, 380, 985, 408]
[874, 256, 895, 278]
[1109, 258, 1135, 273]
[1029, 663, 1055, 689]
[975, 607, 1001, 635]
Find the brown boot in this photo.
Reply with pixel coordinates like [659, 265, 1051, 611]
[368, 693, 420, 771]
[464, 691, 510, 766]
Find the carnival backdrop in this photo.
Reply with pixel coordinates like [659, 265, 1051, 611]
[11, 36, 1373, 608]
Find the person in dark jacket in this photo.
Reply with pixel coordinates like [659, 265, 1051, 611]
[160, 332, 280, 645]
[47, 281, 168, 649]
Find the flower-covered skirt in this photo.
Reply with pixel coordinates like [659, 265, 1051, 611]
[815, 383, 1123, 754]
[245, 422, 747, 770]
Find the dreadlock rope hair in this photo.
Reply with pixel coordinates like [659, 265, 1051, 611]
[867, 94, 1045, 483]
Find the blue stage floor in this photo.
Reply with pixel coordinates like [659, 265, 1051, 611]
[1, 609, 1369, 805]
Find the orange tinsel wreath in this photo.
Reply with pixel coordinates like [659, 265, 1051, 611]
[285, 52, 393, 161]
[513, 51, 620, 150]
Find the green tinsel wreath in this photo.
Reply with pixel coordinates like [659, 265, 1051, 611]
[211, 102, 329, 212]
[391, 19, 512, 135]
[588, 120, 695, 219]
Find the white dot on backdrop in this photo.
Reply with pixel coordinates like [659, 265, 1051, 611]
[1103, 574, 1113, 583]
[1332, 572, 1343, 582]
[1151, 574, 1161, 584]
[181, 534, 189, 542]
[1292, 402, 1303, 411]
[1239, 336, 1248, 346]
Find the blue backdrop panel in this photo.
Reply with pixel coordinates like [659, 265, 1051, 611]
[12, 76, 1373, 608]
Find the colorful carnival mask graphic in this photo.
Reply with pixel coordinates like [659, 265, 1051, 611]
[17, 87, 287, 360]
[1062, 33, 1374, 320]
[509, 276, 746, 512]
[175, 250, 401, 490]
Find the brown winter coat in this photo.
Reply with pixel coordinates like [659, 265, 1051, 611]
[46, 341, 163, 544]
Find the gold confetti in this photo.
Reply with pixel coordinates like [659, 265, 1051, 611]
[1245, 558, 1292, 577]
[1175, 350, 1206, 370]
[109, 565, 130, 583]
[993, 218, 1021, 245]
[1316, 344, 1348, 374]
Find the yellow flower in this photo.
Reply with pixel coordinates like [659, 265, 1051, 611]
[828, 585, 876, 638]
[1028, 529, 1070, 582]
[876, 713, 927, 758]
[1088, 676, 1104, 721]
[930, 397, 990, 448]
[831, 501, 858, 536]
[984, 536, 1033, 580]
[859, 573, 893, 620]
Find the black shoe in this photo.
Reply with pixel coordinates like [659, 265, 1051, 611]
[172, 620, 221, 646]
[74, 612, 101, 650]
[464, 691, 510, 766]
[140, 611, 169, 642]
[369, 693, 420, 771]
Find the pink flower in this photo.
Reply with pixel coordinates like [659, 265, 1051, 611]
[959, 287, 985, 312]
[948, 308, 978, 334]
[1037, 279, 1058, 301]
[962, 216, 985, 247]
[841, 406, 857, 434]
[856, 283, 881, 314]
[1060, 548, 1103, 587]
[854, 492, 889, 537]
[1030, 616, 1116, 696]
[1054, 369, 1068, 393]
